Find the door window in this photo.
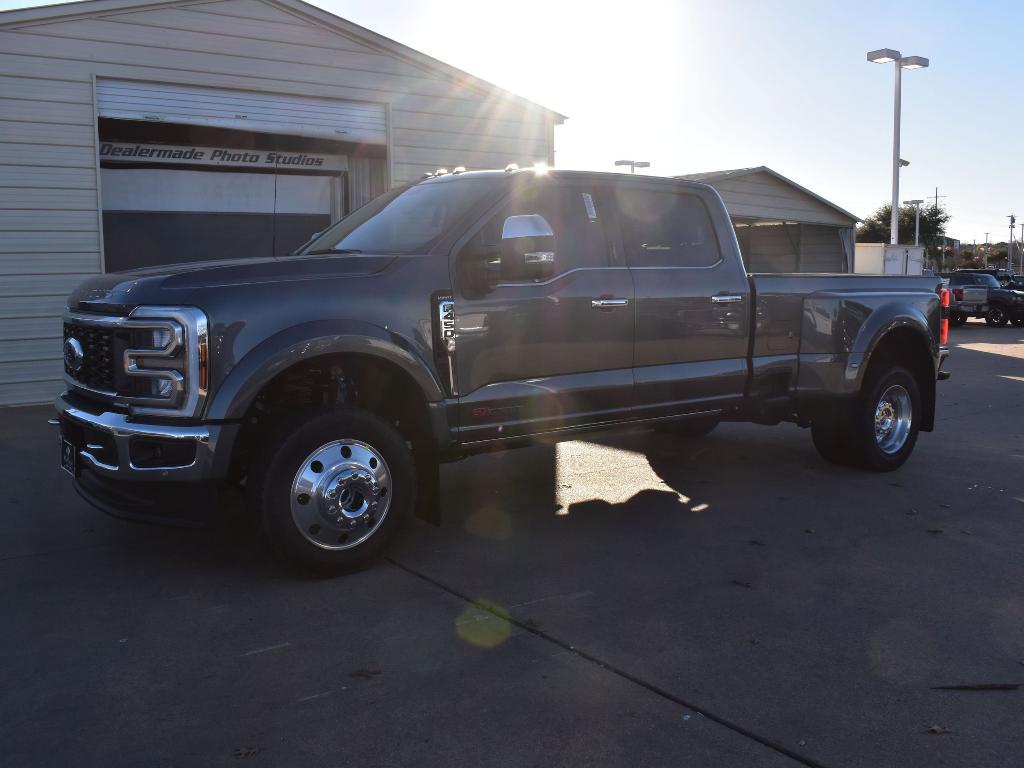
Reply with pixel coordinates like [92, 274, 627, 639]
[618, 189, 721, 268]
[471, 183, 610, 280]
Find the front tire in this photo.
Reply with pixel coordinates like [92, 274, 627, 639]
[985, 305, 1010, 327]
[252, 407, 415, 575]
[949, 312, 968, 327]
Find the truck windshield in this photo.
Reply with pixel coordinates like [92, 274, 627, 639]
[301, 177, 504, 256]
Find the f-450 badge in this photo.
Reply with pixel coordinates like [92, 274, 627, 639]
[434, 293, 457, 396]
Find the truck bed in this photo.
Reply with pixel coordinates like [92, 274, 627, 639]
[747, 272, 943, 402]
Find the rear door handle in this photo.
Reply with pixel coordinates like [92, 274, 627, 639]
[711, 294, 744, 304]
[591, 298, 630, 309]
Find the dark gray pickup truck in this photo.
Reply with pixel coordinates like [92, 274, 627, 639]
[54, 168, 950, 572]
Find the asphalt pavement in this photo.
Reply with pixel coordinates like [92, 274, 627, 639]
[1, 319, 1022, 767]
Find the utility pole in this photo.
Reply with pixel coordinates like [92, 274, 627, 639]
[984, 232, 989, 268]
[1015, 222, 1024, 276]
[1010, 216, 1017, 273]
[929, 188, 947, 265]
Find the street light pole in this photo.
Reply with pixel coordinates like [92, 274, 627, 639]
[984, 232, 989, 268]
[904, 199, 924, 245]
[890, 63, 902, 245]
[867, 49, 929, 246]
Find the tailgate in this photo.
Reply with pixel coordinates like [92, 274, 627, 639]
[960, 287, 988, 304]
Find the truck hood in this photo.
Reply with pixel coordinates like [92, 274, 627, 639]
[67, 254, 398, 314]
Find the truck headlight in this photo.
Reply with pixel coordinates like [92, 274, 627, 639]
[122, 306, 208, 418]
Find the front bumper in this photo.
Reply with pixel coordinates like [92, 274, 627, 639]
[53, 391, 238, 482]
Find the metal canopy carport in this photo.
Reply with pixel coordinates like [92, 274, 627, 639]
[677, 166, 860, 273]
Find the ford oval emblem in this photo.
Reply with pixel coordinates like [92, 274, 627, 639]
[64, 337, 84, 373]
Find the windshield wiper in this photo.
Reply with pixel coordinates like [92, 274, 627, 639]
[304, 248, 364, 255]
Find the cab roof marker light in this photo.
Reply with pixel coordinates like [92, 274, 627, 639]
[533, 162, 550, 175]
[504, 163, 519, 173]
[452, 166, 467, 174]
[434, 168, 449, 176]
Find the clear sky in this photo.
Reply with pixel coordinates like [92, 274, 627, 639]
[2, 0, 1021, 243]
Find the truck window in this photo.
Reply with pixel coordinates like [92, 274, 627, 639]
[618, 189, 720, 268]
[474, 183, 610, 279]
[302, 177, 504, 256]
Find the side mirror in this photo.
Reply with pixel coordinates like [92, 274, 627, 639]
[499, 214, 556, 281]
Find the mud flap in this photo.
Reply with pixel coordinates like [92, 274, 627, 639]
[414, 449, 441, 526]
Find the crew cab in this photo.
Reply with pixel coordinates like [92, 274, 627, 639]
[54, 168, 950, 573]
[945, 271, 1024, 327]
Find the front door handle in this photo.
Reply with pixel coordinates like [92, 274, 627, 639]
[591, 298, 630, 309]
[711, 294, 744, 304]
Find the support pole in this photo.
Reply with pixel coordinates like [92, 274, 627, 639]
[890, 61, 902, 245]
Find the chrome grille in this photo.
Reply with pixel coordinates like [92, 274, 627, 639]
[63, 322, 116, 393]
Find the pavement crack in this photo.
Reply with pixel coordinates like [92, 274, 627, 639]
[387, 557, 829, 768]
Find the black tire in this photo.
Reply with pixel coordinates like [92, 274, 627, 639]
[985, 305, 1010, 327]
[1012, 316, 1024, 328]
[949, 312, 968, 327]
[251, 406, 415, 575]
[846, 366, 921, 471]
[656, 415, 720, 437]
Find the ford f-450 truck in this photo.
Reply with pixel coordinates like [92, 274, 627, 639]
[54, 168, 950, 573]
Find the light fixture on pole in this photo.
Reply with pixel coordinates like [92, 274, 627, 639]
[903, 199, 925, 247]
[867, 48, 929, 246]
[614, 160, 650, 174]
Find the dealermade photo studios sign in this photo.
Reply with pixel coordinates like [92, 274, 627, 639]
[99, 142, 347, 171]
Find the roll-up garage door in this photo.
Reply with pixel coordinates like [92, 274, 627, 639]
[96, 79, 387, 144]
[101, 168, 336, 271]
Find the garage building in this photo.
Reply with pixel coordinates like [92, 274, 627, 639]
[0, 0, 563, 406]
[677, 166, 859, 274]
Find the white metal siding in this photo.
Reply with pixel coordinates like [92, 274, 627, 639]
[96, 79, 387, 144]
[0, 0, 555, 405]
[712, 172, 854, 228]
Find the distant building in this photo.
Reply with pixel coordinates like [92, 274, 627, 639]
[677, 166, 859, 273]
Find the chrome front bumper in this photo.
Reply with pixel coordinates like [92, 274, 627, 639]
[53, 392, 236, 482]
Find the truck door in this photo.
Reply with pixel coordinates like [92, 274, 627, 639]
[615, 183, 750, 419]
[451, 180, 634, 443]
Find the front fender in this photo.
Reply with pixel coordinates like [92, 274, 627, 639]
[205, 320, 444, 421]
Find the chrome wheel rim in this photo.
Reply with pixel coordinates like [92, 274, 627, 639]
[290, 440, 392, 550]
[990, 307, 1006, 323]
[873, 384, 912, 454]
